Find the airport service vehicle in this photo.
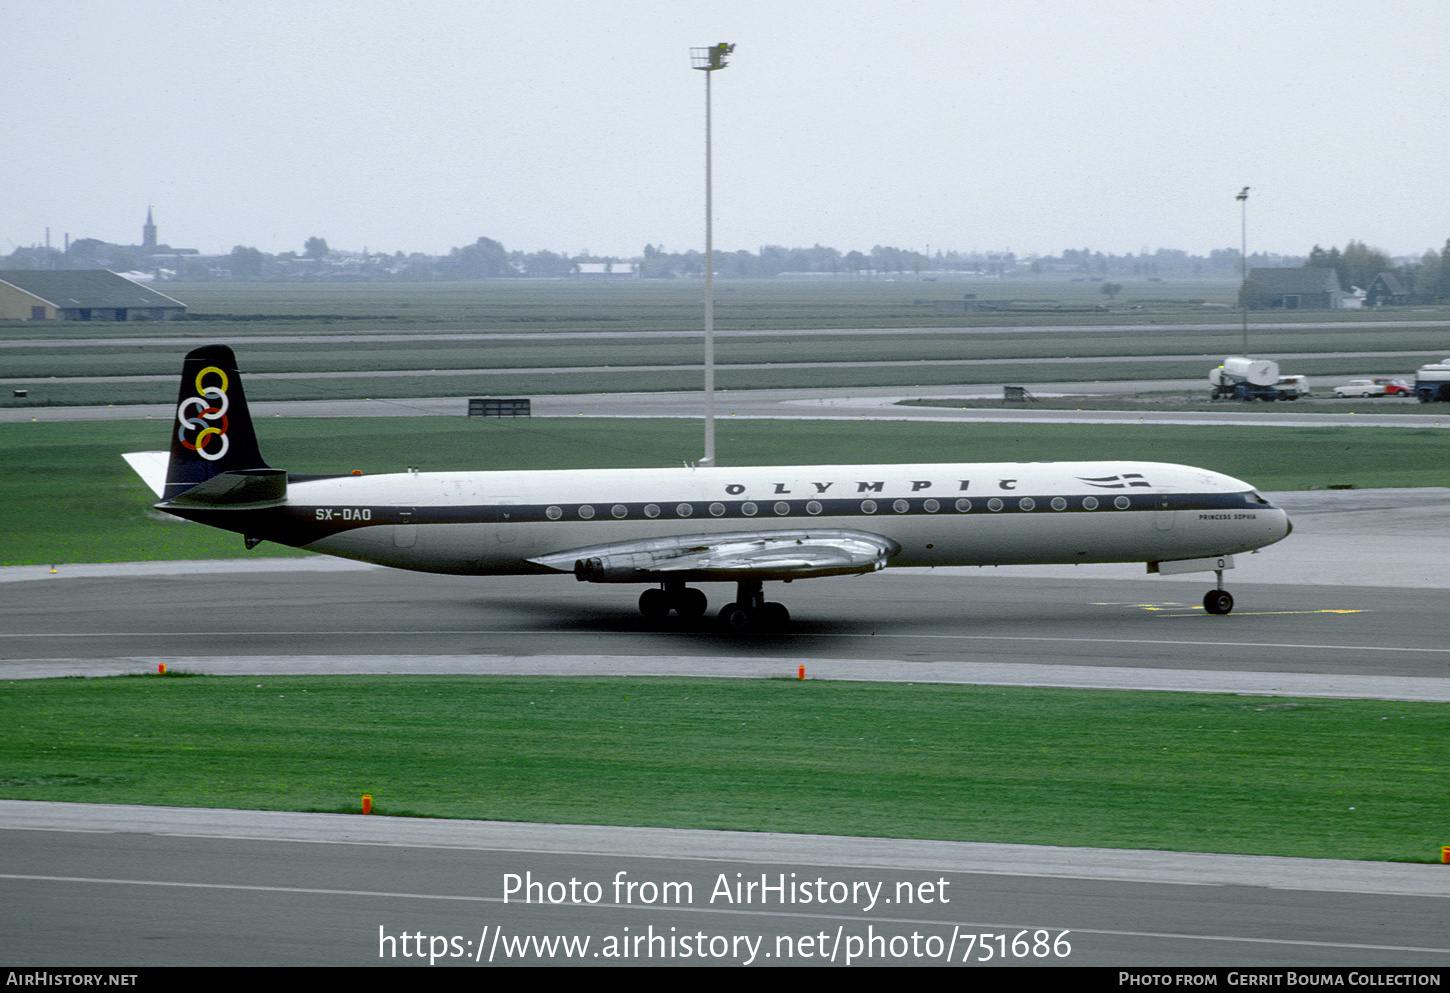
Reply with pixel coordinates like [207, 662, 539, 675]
[1333, 380, 1391, 398]
[1210, 357, 1304, 401]
[124, 346, 1292, 628]
[1275, 375, 1311, 399]
[1414, 361, 1450, 402]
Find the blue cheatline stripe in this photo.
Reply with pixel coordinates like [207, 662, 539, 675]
[271, 490, 1264, 536]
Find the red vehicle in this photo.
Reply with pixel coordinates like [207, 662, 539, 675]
[1373, 378, 1413, 396]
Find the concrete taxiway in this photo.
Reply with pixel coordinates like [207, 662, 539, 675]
[5, 486, 1446, 689]
[4, 801, 1448, 967]
[5, 378, 1449, 428]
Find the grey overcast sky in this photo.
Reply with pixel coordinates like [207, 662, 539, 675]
[6, 1, 1448, 260]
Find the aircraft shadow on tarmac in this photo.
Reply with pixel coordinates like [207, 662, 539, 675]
[462, 594, 847, 642]
[452, 579, 1191, 642]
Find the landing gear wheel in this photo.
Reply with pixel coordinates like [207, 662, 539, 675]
[639, 588, 670, 619]
[719, 603, 753, 632]
[677, 587, 708, 618]
[1203, 589, 1234, 615]
[758, 602, 790, 631]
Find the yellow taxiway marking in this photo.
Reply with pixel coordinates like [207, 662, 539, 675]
[1093, 602, 1367, 616]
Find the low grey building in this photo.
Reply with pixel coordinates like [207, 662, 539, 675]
[0, 270, 187, 321]
[1245, 267, 1345, 310]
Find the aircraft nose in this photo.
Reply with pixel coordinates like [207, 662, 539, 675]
[1258, 494, 1291, 542]
[1271, 507, 1292, 544]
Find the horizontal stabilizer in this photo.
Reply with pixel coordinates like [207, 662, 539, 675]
[529, 529, 899, 583]
[122, 451, 170, 498]
[160, 468, 288, 508]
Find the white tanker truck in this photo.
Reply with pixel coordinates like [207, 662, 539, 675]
[1209, 357, 1307, 401]
[1414, 359, 1450, 402]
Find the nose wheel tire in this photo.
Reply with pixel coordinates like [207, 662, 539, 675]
[1203, 589, 1234, 615]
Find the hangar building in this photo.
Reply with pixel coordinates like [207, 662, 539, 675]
[0, 270, 188, 321]
[1245, 267, 1346, 310]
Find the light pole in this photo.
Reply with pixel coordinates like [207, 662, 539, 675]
[691, 42, 733, 466]
[1236, 186, 1249, 354]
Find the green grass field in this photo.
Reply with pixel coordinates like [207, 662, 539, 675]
[3, 416, 1446, 566]
[1, 674, 1443, 862]
[103, 276, 1450, 329]
[5, 277, 1269, 334]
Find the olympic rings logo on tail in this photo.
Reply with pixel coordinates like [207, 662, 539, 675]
[177, 365, 231, 461]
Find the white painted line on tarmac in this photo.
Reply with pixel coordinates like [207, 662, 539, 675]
[3, 801, 1448, 898]
[0, 557, 377, 583]
[5, 654, 1450, 701]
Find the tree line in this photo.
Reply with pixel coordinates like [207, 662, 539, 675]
[1305, 239, 1450, 301]
[5, 230, 1448, 294]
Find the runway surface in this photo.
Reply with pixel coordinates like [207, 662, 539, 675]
[4, 555, 1450, 688]
[3, 480, 1448, 964]
[5, 351, 1447, 388]
[7, 486, 1447, 687]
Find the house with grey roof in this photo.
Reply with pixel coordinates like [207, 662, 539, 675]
[1366, 272, 1408, 306]
[0, 270, 187, 321]
[1245, 267, 1345, 310]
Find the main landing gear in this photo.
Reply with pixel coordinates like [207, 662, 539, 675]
[638, 581, 708, 620]
[1203, 567, 1234, 615]
[718, 579, 789, 633]
[636, 579, 790, 632]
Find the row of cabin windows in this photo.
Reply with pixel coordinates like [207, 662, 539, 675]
[540, 494, 1135, 521]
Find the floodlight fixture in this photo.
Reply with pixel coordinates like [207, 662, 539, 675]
[691, 42, 734, 71]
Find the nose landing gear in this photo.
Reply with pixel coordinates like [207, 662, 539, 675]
[1203, 568, 1234, 615]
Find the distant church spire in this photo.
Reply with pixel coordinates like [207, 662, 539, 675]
[143, 207, 157, 250]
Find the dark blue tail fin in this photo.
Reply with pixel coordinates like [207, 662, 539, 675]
[165, 344, 272, 500]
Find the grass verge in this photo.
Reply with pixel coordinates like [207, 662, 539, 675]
[0, 674, 1442, 862]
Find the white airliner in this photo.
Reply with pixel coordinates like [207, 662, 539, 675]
[125, 345, 1291, 630]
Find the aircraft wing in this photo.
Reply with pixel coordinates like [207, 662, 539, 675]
[527, 529, 900, 583]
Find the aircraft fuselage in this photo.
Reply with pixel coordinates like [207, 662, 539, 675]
[171, 460, 1288, 577]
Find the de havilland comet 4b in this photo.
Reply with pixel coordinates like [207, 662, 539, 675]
[124, 345, 1291, 631]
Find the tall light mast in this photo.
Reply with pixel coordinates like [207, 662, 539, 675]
[690, 42, 733, 466]
[1237, 186, 1250, 354]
